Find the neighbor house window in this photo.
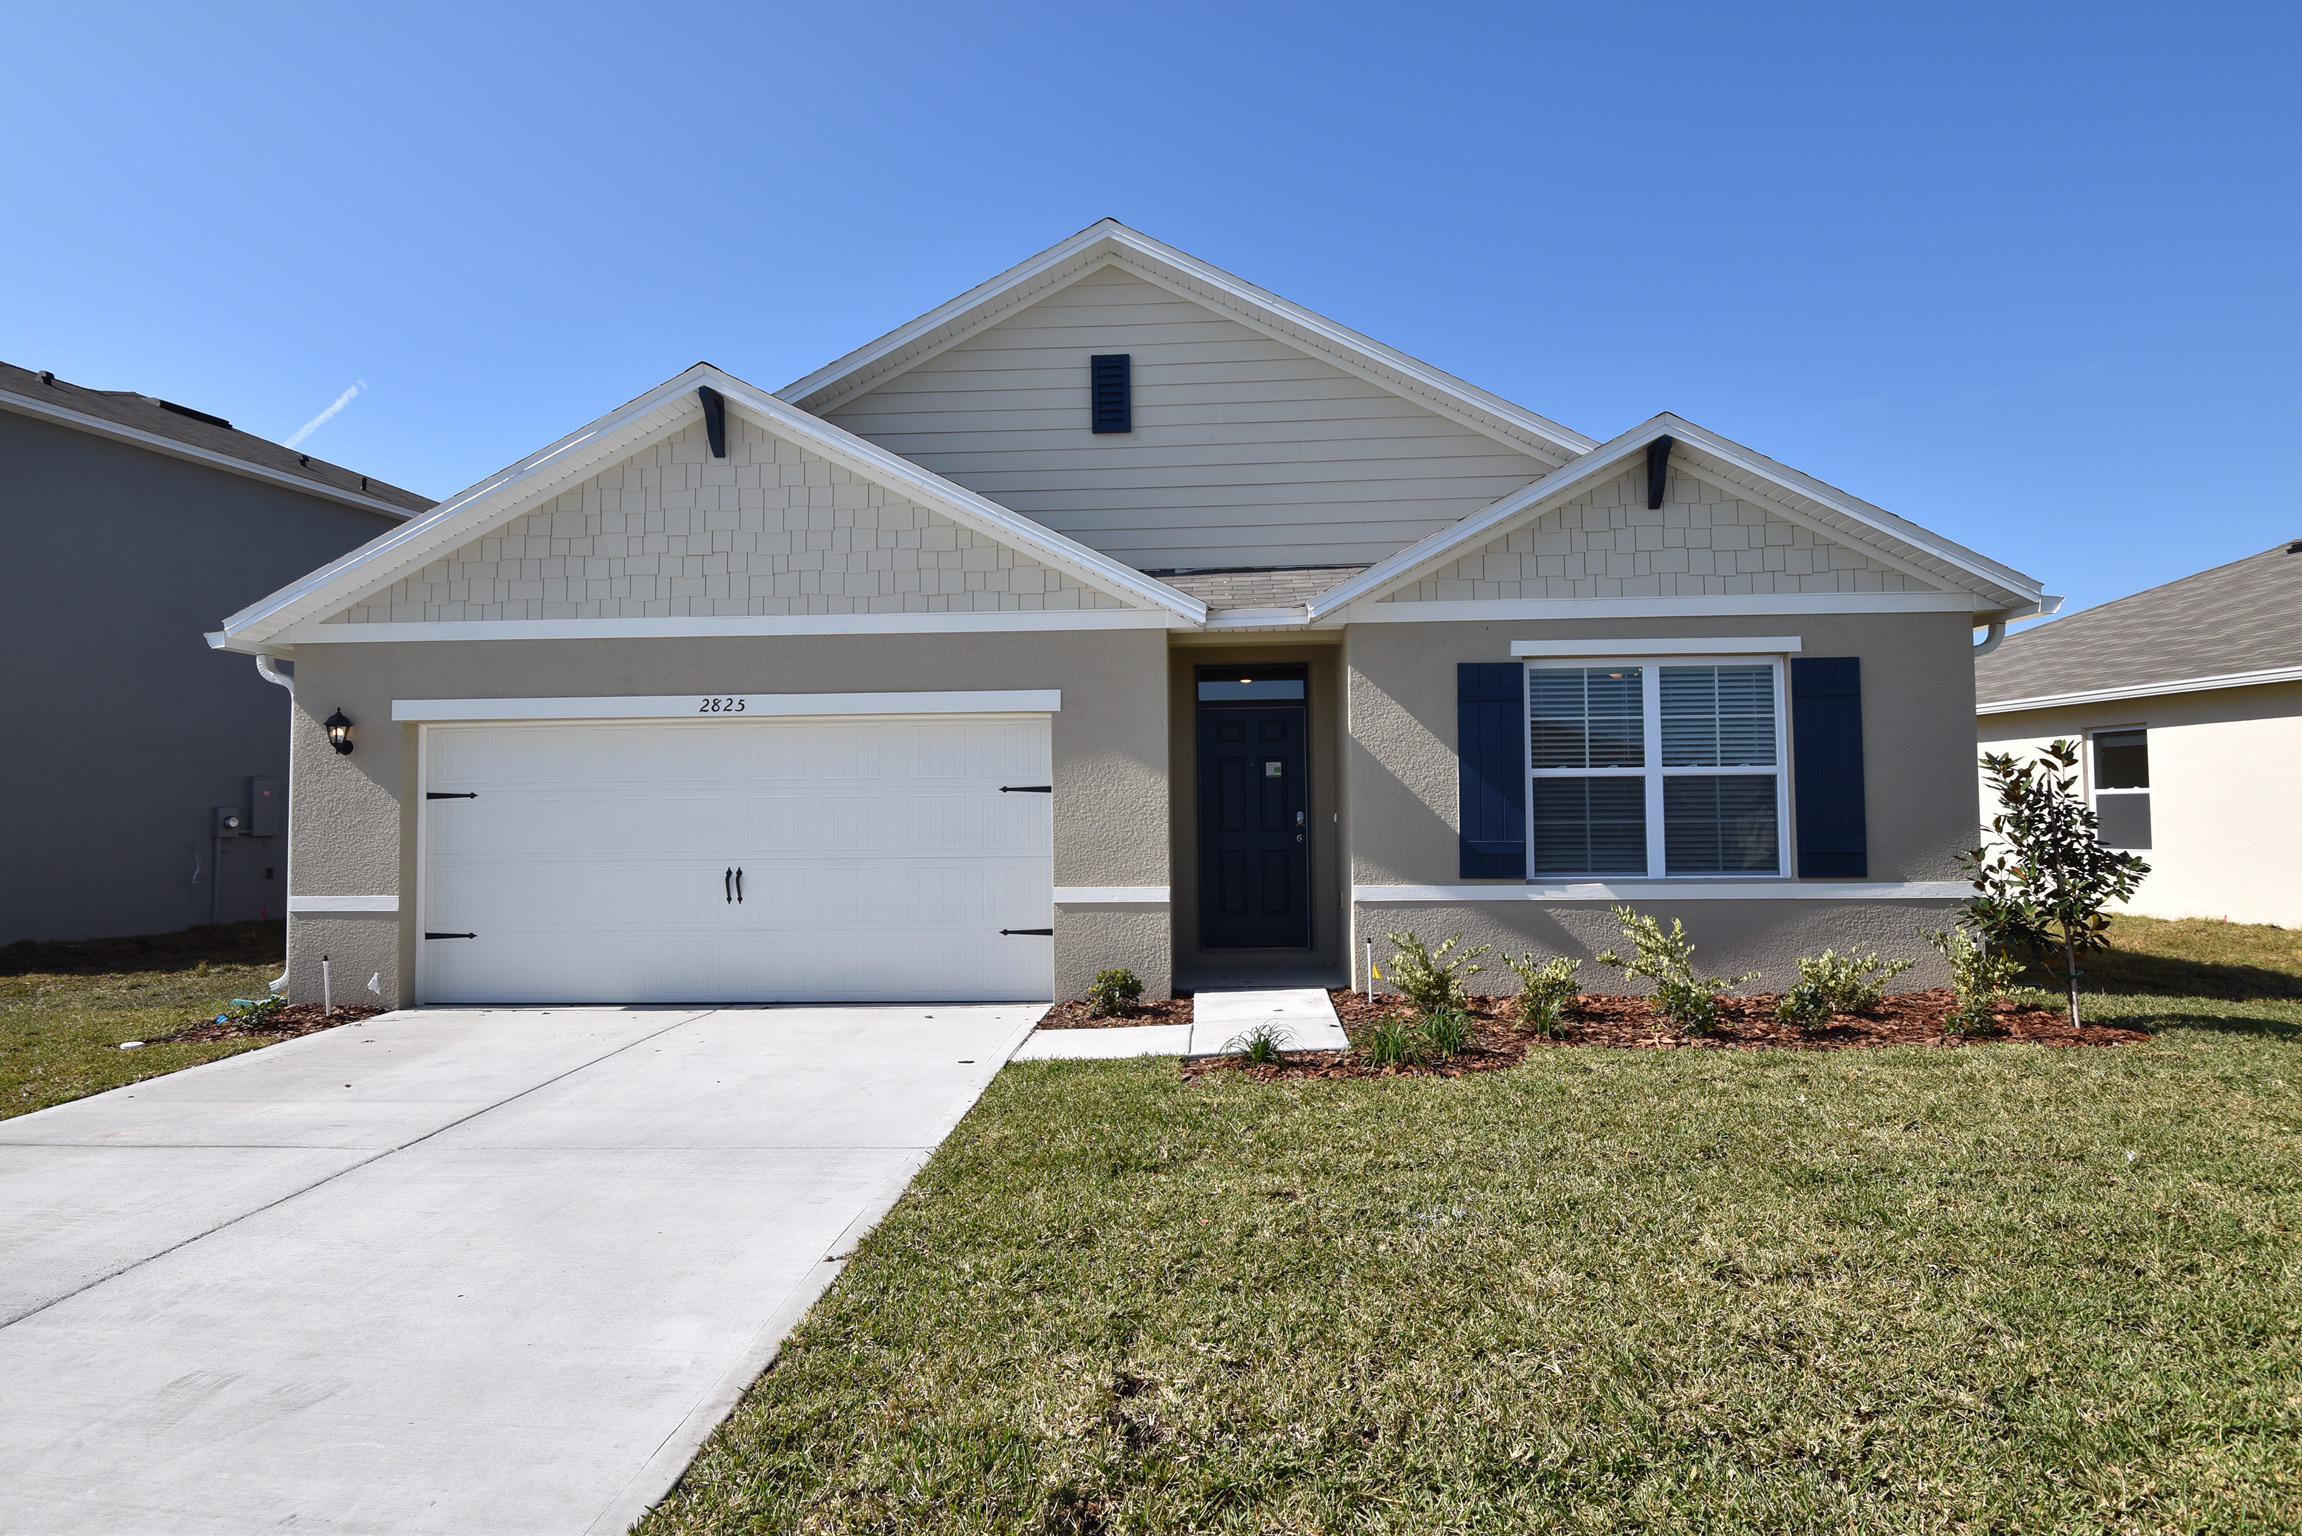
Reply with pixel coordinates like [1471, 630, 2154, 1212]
[1525, 661, 1788, 878]
[2092, 728, 2152, 849]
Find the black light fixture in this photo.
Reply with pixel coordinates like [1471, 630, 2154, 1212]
[324, 708, 355, 755]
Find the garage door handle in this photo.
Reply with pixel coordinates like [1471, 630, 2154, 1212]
[999, 785, 1052, 794]
[735, 867, 744, 903]
[724, 867, 733, 904]
[1000, 927, 1054, 937]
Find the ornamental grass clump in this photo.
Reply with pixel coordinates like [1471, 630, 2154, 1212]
[1223, 1022, 1289, 1064]
[1380, 931, 1489, 1017]
[1503, 953, 1581, 1036]
[1776, 949, 1915, 1032]
[1595, 906, 1756, 1036]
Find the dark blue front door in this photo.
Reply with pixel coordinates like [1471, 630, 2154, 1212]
[1196, 702, 1310, 949]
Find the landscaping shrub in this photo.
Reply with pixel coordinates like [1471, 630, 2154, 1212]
[1085, 967, 1145, 1019]
[1927, 927, 2023, 1037]
[1223, 1022, 1288, 1064]
[1595, 907, 1755, 1036]
[1380, 931, 1489, 1016]
[1502, 954, 1580, 1036]
[1776, 949, 1915, 1031]
[1417, 1006, 1472, 1058]
[1355, 1015, 1427, 1068]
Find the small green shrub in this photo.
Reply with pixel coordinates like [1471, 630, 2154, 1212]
[1927, 928, 2021, 1037]
[1224, 1022, 1289, 1064]
[1418, 1007, 1472, 1059]
[1595, 906, 1756, 1036]
[1356, 1016, 1427, 1068]
[218, 994, 285, 1028]
[1503, 954, 1580, 1036]
[1776, 949, 1916, 1031]
[1085, 967, 1145, 1019]
[1381, 931, 1489, 1016]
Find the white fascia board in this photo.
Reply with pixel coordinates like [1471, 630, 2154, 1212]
[0, 387, 421, 521]
[778, 219, 1596, 461]
[393, 689, 1062, 723]
[1510, 636, 1802, 657]
[1308, 414, 2046, 620]
[1355, 881, 1970, 902]
[283, 609, 1173, 646]
[1339, 592, 1982, 624]
[1976, 664, 2302, 715]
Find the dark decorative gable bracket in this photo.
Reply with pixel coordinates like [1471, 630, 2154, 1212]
[698, 385, 728, 458]
[1645, 433, 1675, 509]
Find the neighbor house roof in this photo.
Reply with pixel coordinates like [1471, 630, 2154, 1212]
[1976, 539, 2302, 712]
[0, 361, 430, 519]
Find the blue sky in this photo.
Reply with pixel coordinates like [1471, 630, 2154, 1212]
[6, 2, 2295, 620]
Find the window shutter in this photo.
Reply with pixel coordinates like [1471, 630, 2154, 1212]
[1090, 354, 1131, 433]
[1457, 663, 1527, 878]
[1789, 656, 1867, 877]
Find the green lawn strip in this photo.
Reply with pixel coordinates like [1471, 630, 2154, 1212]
[1, 953, 284, 1120]
[644, 917, 2302, 1534]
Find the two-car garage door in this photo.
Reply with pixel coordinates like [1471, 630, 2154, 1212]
[418, 715, 1053, 1005]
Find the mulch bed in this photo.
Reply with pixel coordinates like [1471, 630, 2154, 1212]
[1184, 988, 2146, 1080]
[141, 1004, 381, 1048]
[1037, 996, 1195, 1030]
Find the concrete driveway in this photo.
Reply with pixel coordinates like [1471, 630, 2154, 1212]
[0, 1003, 1039, 1535]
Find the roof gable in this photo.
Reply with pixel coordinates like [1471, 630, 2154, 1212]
[211, 365, 1203, 651]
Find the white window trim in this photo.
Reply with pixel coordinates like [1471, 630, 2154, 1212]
[391, 689, 1061, 723]
[1521, 656, 1793, 882]
[1511, 636, 1802, 658]
[1357, 882, 1967, 903]
[2084, 724, 2153, 852]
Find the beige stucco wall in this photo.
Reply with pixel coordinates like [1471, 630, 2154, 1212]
[1343, 612, 1982, 989]
[332, 417, 1122, 623]
[282, 629, 1171, 1007]
[1383, 465, 1925, 603]
[1977, 681, 2302, 929]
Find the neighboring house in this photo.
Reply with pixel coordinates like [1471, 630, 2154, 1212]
[208, 221, 2048, 1007]
[1977, 541, 2302, 928]
[1, 363, 429, 944]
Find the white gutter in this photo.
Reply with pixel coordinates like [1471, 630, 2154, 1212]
[253, 655, 295, 996]
[1972, 621, 2006, 656]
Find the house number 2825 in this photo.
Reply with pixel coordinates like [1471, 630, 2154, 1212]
[697, 696, 747, 713]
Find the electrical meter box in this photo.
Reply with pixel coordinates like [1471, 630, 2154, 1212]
[248, 775, 283, 838]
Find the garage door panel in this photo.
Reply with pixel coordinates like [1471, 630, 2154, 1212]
[420, 716, 1054, 1005]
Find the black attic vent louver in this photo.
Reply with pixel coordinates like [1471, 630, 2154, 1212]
[155, 399, 233, 430]
[1090, 353, 1131, 434]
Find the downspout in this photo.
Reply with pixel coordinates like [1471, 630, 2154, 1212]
[1972, 621, 2006, 656]
[254, 654, 295, 996]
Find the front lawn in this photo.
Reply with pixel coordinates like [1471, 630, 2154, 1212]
[0, 922, 291, 1120]
[644, 916, 2302, 1534]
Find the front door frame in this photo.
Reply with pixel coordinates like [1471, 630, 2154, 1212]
[1192, 662, 1314, 952]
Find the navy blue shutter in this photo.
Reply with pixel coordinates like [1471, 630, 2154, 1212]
[1457, 663, 1527, 878]
[1789, 657, 1868, 877]
[1090, 354, 1131, 433]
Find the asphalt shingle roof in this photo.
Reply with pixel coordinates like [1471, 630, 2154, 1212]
[0, 361, 432, 514]
[1151, 566, 1367, 612]
[1976, 540, 2302, 707]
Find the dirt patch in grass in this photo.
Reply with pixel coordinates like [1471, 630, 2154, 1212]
[1184, 988, 2145, 1079]
[0, 920, 286, 978]
[141, 1003, 379, 1048]
[1037, 996, 1194, 1029]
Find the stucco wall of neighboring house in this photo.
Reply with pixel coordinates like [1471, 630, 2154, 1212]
[333, 417, 1121, 623]
[1342, 611, 1981, 989]
[280, 628, 1172, 1007]
[1382, 464, 1927, 602]
[824, 265, 1556, 570]
[0, 410, 402, 943]
[1977, 680, 2302, 929]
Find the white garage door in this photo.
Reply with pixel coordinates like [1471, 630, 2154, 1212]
[418, 715, 1054, 1005]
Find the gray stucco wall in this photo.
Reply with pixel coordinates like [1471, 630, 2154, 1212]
[282, 628, 1171, 1007]
[0, 411, 402, 943]
[1343, 611, 1981, 990]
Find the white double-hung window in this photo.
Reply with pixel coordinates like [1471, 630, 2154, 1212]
[1524, 658, 1790, 878]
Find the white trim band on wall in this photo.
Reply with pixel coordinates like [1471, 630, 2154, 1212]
[285, 609, 1174, 645]
[1355, 882, 1970, 903]
[1052, 886, 1171, 905]
[288, 895, 400, 914]
[1510, 636, 1803, 658]
[392, 689, 1063, 723]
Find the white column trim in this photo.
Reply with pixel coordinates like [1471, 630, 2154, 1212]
[288, 895, 401, 914]
[1052, 886, 1171, 905]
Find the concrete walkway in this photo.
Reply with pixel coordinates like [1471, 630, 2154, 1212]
[1016, 987, 1348, 1061]
[0, 1002, 1039, 1536]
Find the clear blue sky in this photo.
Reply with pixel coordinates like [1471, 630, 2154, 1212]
[6, 3, 2296, 621]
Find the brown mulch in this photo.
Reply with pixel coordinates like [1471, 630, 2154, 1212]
[1183, 988, 2147, 1080]
[1037, 996, 1195, 1030]
[144, 1004, 381, 1047]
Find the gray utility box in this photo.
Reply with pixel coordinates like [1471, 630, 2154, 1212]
[248, 775, 282, 838]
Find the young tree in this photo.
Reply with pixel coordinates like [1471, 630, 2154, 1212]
[1961, 739, 2150, 1026]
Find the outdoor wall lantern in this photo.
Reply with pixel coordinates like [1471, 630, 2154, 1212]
[324, 708, 355, 755]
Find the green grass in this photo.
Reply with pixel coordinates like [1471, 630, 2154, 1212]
[644, 915, 2302, 1534]
[0, 923, 287, 1120]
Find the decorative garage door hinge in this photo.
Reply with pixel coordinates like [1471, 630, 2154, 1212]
[999, 927, 1054, 937]
[423, 931, 477, 940]
[425, 791, 478, 800]
[998, 784, 1053, 793]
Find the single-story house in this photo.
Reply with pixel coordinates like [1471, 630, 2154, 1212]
[1978, 539, 2301, 928]
[1, 361, 428, 945]
[209, 221, 2048, 1007]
